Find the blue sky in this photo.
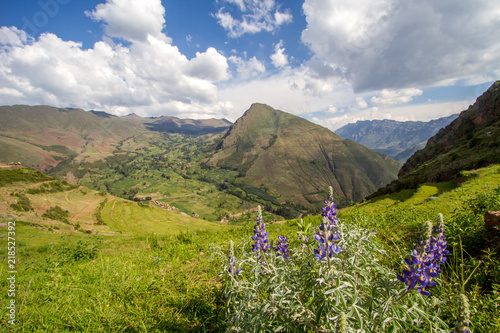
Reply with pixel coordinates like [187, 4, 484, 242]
[0, 0, 498, 130]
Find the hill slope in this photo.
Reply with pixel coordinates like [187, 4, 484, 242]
[0, 168, 222, 235]
[0, 105, 232, 169]
[371, 81, 500, 197]
[335, 115, 458, 163]
[209, 103, 401, 208]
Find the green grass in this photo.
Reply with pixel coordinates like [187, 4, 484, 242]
[0, 165, 499, 331]
[100, 199, 225, 235]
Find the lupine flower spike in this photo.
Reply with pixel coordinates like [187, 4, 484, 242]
[228, 240, 241, 275]
[336, 312, 347, 333]
[397, 214, 449, 296]
[251, 206, 270, 259]
[275, 235, 289, 258]
[314, 187, 341, 264]
[451, 294, 471, 333]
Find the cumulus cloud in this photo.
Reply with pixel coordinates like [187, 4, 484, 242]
[0, 26, 33, 46]
[228, 55, 265, 79]
[187, 47, 230, 82]
[214, 0, 293, 38]
[218, 68, 355, 118]
[301, 0, 500, 92]
[0, 10, 231, 119]
[355, 96, 368, 109]
[371, 88, 423, 107]
[85, 0, 169, 43]
[288, 58, 346, 97]
[270, 40, 288, 68]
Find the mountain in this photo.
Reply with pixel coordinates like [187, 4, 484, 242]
[209, 103, 401, 209]
[0, 105, 231, 170]
[0, 105, 139, 170]
[144, 116, 232, 135]
[335, 115, 458, 163]
[370, 81, 500, 197]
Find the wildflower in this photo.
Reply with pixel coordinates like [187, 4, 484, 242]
[227, 240, 241, 275]
[397, 218, 443, 296]
[275, 235, 289, 258]
[251, 206, 270, 258]
[430, 213, 450, 271]
[451, 294, 471, 333]
[314, 187, 341, 262]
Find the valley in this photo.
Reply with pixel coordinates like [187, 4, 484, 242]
[0, 82, 499, 331]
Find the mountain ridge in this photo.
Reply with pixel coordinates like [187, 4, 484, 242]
[369, 80, 500, 198]
[0, 105, 232, 169]
[335, 114, 458, 163]
[209, 103, 401, 208]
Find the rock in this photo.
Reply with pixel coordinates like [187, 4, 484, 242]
[484, 211, 500, 236]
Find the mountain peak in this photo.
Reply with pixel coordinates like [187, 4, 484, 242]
[210, 103, 401, 209]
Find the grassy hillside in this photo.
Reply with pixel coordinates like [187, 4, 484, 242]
[0, 164, 498, 331]
[379, 81, 500, 196]
[0, 168, 224, 236]
[210, 103, 401, 210]
[0, 165, 499, 331]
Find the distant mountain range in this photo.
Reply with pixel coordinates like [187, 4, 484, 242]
[209, 103, 401, 207]
[335, 115, 458, 163]
[370, 80, 500, 197]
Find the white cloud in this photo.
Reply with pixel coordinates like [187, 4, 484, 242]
[371, 88, 423, 107]
[355, 96, 368, 109]
[86, 0, 169, 43]
[228, 55, 265, 79]
[0, 26, 33, 46]
[0, 24, 231, 118]
[187, 47, 230, 82]
[214, 0, 293, 38]
[218, 68, 355, 120]
[301, 0, 500, 92]
[289, 59, 345, 97]
[270, 40, 288, 68]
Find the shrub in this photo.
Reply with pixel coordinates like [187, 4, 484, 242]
[42, 205, 70, 223]
[220, 190, 460, 332]
[58, 238, 102, 263]
[10, 194, 33, 212]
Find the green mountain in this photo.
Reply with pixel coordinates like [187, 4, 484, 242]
[0, 105, 231, 170]
[335, 115, 458, 163]
[370, 81, 500, 197]
[209, 103, 401, 208]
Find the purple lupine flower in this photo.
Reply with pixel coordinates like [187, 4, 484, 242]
[398, 216, 448, 296]
[314, 187, 341, 261]
[252, 206, 270, 258]
[275, 235, 289, 258]
[430, 213, 449, 272]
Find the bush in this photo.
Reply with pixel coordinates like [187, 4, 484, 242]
[219, 195, 460, 332]
[10, 194, 32, 212]
[57, 238, 102, 263]
[42, 205, 70, 223]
